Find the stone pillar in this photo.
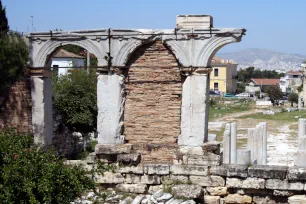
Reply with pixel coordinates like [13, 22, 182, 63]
[298, 118, 306, 139]
[230, 122, 237, 164]
[237, 150, 251, 165]
[223, 123, 231, 164]
[262, 122, 267, 165]
[247, 128, 256, 164]
[31, 76, 53, 146]
[298, 96, 302, 109]
[295, 118, 306, 166]
[97, 71, 125, 144]
[179, 69, 211, 146]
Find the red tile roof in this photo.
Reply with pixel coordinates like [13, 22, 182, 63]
[287, 70, 302, 75]
[250, 78, 280, 85]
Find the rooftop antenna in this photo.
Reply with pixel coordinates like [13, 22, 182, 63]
[30, 16, 34, 32]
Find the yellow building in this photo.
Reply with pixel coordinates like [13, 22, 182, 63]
[209, 57, 238, 94]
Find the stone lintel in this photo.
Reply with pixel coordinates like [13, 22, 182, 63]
[28, 67, 52, 78]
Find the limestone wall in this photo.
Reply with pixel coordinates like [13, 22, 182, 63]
[0, 79, 32, 133]
[77, 143, 306, 203]
[124, 40, 183, 163]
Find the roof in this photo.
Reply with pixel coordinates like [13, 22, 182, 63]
[287, 70, 303, 76]
[52, 49, 85, 59]
[250, 78, 280, 86]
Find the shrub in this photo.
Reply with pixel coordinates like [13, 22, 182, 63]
[0, 129, 95, 203]
[52, 69, 97, 134]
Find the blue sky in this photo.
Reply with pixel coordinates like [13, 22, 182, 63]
[2, 0, 306, 55]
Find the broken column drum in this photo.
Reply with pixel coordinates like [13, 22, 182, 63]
[27, 15, 246, 161]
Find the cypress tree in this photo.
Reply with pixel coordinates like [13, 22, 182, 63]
[0, 0, 9, 36]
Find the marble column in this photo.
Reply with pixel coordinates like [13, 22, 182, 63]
[230, 122, 237, 164]
[179, 68, 211, 146]
[97, 71, 125, 144]
[31, 76, 53, 146]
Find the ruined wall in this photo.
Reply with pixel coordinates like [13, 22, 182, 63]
[0, 79, 32, 133]
[124, 40, 183, 163]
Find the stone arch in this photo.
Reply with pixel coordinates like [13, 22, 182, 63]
[196, 35, 242, 67]
[32, 39, 105, 67]
[162, 37, 190, 67]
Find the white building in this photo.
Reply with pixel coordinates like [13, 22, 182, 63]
[50, 49, 85, 75]
[279, 70, 303, 93]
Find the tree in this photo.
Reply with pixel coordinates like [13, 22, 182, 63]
[52, 69, 97, 134]
[0, 0, 9, 37]
[0, 129, 95, 203]
[288, 92, 298, 107]
[264, 85, 283, 106]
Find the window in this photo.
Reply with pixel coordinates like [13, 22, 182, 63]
[214, 82, 219, 91]
[214, 68, 219, 77]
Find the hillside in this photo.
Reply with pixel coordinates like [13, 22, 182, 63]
[217, 48, 306, 71]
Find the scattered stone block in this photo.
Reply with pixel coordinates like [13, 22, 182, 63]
[211, 164, 248, 178]
[226, 178, 243, 188]
[203, 195, 220, 204]
[189, 175, 225, 187]
[95, 144, 133, 155]
[225, 194, 252, 204]
[148, 185, 163, 194]
[206, 187, 228, 196]
[288, 195, 306, 204]
[170, 165, 208, 176]
[162, 175, 189, 185]
[156, 193, 172, 202]
[131, 195, 145, 204]
[141, 175, 161, 184]
[145, 164, 170, 175]
[116, 184, 147, 194]
[242, 178, 265, 189]
[273, 190, 294, 197]
[185, 153, 220, 166]
[172, 184, 203, 199]
[203, 141, 221, 154]
[117, 166, 144, 174]
[94, 172, 124, 184]
[248, 165, 288, 180]
[117, 153, 141, 165]
[288, 167, 306, 181]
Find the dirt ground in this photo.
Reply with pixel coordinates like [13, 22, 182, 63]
[208, 105, 300, 166]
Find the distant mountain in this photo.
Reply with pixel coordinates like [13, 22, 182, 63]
[217, 48, 306, 71]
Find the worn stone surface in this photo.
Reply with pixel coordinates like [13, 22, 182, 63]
[203, 195, 220, 204]
[211, 164, 248, 178]
[288, 195, 306, 204]
[170, 165, 208, 176]
[273, 190, 294, 197]
[117, 166, 144, 174]
[145, 164, 170, 175]
[172, 184, 203, 199]
[189, 175, 225, 187]
[125, 174, 141, 184]
[117, 153, 141, 165]
[148, 185, 163, 194]
[94, 172, 124, 184]
[206, 187, 228, 196]
[185, 153, 220, 166]
[116, 184, 147, 194]
[141, 175, 161, 184]
[95, 144, 132, 155]
[242, 178, 265, 189]
[179, 74, 210, 146]
[162, 175, 189, 185]
[248, 165, 288, 180]
[287, 167, 306, 181]
[226, 178, 243, 188]
[203, 141, 221, 154]
[225, 194, 252, 204]
[266, 179, 304, 191]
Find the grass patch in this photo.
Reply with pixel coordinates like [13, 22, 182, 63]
[238, 110, 306, 123]
[209, 100, 253, 121]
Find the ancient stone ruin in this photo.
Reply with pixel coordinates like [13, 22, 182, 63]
[6, 14, 306, 203]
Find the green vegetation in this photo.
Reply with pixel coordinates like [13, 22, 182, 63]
[288, 92, 299, 107]
[52, 69, 97, 134]
[263, 85, 283, 105]
[238, 110, 306, 123]
[0, 129, 95, 203]
[0, 0, 9, 37]
[237, 66, 284, 83]
[209, 99, 253, 121]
